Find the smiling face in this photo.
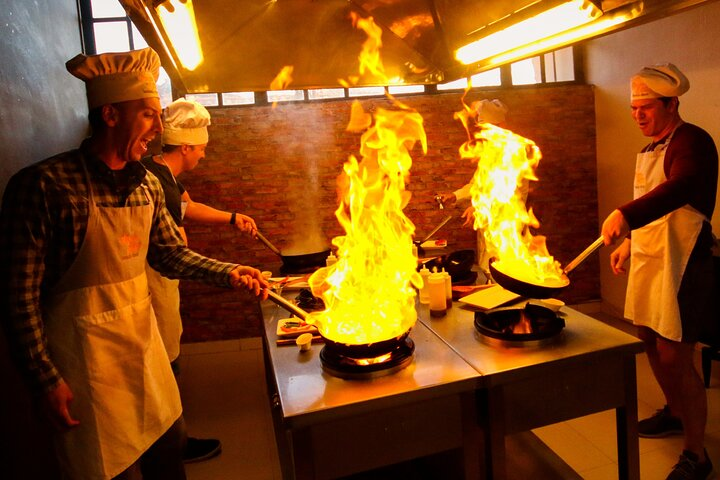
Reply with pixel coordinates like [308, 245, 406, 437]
[630, 97, 679, 142]
[110, 97, 164, 163]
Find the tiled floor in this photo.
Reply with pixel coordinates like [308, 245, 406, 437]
[177, 310, 720, 480]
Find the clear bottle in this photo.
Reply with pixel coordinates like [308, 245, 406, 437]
[419, 264, 431, 304]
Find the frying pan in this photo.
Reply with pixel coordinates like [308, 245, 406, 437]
[256, 230, 331, 273]
[266, 289, 412, 356]
[489, 236, 605, 299]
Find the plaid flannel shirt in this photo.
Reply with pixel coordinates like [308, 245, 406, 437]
[0, 141, 237, 394]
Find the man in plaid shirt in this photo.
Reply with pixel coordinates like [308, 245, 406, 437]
[0, 48, 267, 479]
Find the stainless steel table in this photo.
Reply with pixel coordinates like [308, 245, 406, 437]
[418, 301, 645, 480]
[262, 295, 644, 480]
[262, 298, 484, 479]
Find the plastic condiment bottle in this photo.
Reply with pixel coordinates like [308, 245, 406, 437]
[441, 268, 452, 308]
[419, 264, 431, 304]
[428, 271, 447, 317]
[325, 252, 337, 267]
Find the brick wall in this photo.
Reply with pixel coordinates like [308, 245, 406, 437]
[178, 84, 599, 341]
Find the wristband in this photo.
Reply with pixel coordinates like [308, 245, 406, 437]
[230, 212, 237, 225]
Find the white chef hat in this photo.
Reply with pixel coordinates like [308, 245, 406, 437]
[162, 98, 211, 146]
[473, 99, 508, 125]
[66, 48, 160, 110]
[631, 63, 689, 101]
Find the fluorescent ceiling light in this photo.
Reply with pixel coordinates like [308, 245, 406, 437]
[456, 0, 602, 65]
[486, 8, 640, 66]
[156, 0, 204, 71]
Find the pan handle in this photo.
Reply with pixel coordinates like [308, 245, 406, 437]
[266, 289, 309, 320]
[417, 215, 453, 245]
[256, 231, 282, 257]
[563, 236, 604, 274]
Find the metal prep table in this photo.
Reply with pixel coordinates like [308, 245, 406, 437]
[261, 297, 484, 479]
[418, 301, 645, 480]
[262, 295, 644, 479]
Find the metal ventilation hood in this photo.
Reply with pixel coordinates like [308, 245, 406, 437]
[120, 0, 711, 95]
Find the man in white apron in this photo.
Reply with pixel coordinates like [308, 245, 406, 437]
[602, 63, 717, 480]
[0, 48, 268, 479]
[142, 98, 258, 463]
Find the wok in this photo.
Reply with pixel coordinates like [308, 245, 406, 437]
[489, 236, 604, 299]
[267, 289, 412, 355]
[256, 230, 330, 274]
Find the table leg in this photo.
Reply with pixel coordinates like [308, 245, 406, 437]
[477, 386, 507, 480]
[616, 356, 640, 480]
[461, 390, 482, 479]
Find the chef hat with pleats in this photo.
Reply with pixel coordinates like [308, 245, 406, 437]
[162, 98, 211, 146]
[66, 48, 160, 110]
[631, 63, 689, 101]
[473, 99, 508, 125]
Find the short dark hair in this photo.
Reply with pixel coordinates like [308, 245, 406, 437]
[88, 107, 104, 132]
[659, 97, 679, 108]
[162, 144, 182, 153]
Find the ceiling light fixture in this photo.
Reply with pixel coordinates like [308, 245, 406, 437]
[455, 0, 641, 67]
[486, 5, 642, 67]
[152, 0, 204, 71]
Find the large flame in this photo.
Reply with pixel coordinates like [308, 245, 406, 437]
[306, 15, 426, 345]
[460, 116, 564, 285]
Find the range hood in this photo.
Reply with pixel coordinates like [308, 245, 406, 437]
[119, 0, 711, 95]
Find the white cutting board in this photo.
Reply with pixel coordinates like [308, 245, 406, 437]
[458, 284, 521, 310]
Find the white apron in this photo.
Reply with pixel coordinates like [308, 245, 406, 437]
[146, 155, 185, 362]
[145, 265, 182, 362]
[44, 158, 182, 479]
[625, 127, 708, 341]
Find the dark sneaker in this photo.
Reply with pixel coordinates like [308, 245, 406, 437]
[638, 405, 683, 438]
[666, 449, 713, 480]
[183, 437, 222, 464]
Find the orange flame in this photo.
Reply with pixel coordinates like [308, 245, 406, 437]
[306, 15, 426, 345]
[460, 116, 564, 284]
[351, 13, 385, 82]
[513, 311, 533, 334]
[269, 65, 294, 108]
[270, 65, 294, 90]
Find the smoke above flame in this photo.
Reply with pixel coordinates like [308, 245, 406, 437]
[306, 15, 425, 344]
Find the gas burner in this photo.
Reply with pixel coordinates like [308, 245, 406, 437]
[319, 333, 415, 380]
[474, 303, 565, 348]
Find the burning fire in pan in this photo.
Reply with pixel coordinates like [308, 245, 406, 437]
[306, 14, 426, 345]
[458, 103, 564, 286]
